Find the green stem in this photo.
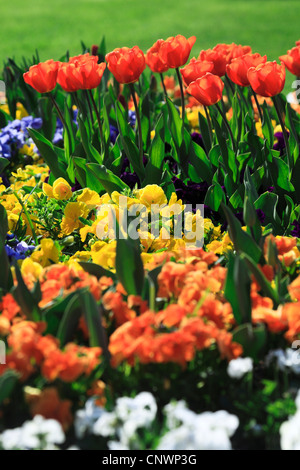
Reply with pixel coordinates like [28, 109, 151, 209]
[251, 86, 264, 124]
[160, 73, 168, 99]
[13, 191, 38, 245]
[129, 82, 143, 168]
[215, 102, 237, 153]
[204, 106, 213, 148]
[175, 67, 185, 129]
[49, 94, 72, 151]
[225, 74, 235, 96]
[88, 89, 104, 154]
[273, 95, 292, 169]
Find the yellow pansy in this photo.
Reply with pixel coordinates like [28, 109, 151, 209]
[61, 202, 90, 235]
[77, 188, 101, 208]
[21, 257, 43, 280]
[137, 185, 167, 209]
[91, 241, 117, 271]
[31, 239, 60, 267]
[52, 178, 72, 200]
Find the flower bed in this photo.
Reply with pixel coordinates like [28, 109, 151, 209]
[1, 36, 300, 450]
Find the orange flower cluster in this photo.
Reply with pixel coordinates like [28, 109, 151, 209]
[25, 264, 112, 308]
[0, 320, 102, 382]
[109, 248, 242, 367]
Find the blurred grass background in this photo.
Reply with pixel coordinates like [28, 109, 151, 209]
[1, 0, 299, 91]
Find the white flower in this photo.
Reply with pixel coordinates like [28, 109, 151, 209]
[75, 398, 105, 439]
[266, 349, 300, 375]
[227, 357, 253, 379]
[115, 392, 157, 425]
[93, 411, 118, 437]
[164, 400, 196, 429]
[21, 415, 65, 448]
[280, 411, 300, 450]
[108, 440, 130, 450]
[158, 403, 239, 450]
[0, 427, 22, 450]
[0, 416, 65, 450]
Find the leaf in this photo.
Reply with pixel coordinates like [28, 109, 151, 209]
[57, 293, 82, 346]
[115, 102, 145, 181]
[205, 183, 225, 211]
[115, 226, 144, 296]
[233, 323, 267, 361]
[0, 370, 19, 405]
[224, 253, 251, 325]
[79, 290, 109, 358]
[0, 157, 9, 174]
[198, 111, 211, 153]
[241, 253, 279, 306]
[12, 262, 41, 320]
[143, 114, 165, 185]
[222, 203, 263, 263]
[86, 163, 129, 195]
[28, 128, 70, 183]
[79, 261, 115, 280]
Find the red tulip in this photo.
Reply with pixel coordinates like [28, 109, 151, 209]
[146, 39, 169, 73]
[198, 49, 227, 77]
[57, 60, 106, 92]
[23, 60, 60, 93]
[228, 44, 252, 63]
[159, 35, 196, 68]
[226, 53, 267, 87]
[69, 53, 98, 65]
[213, 43, 252, 64]
[180, 58, 214, 86]
[247, 61, 286, 97]
[105, 46, 146, 84]
[280, 46, 300, 76]
[296, 40, 300, 46]
[186, 73, 224, 106]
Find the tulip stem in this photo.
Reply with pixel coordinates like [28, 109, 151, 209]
[215, 102, 237, 153]
[49, 94, 72, 152]
[225, 74, 235, 96]
[250, 87, 264, 124]
[204, 106, 213, 148]
[129, 83, 144, 168]
[273, 95, 292, 169]
[88, 89, 104, 154]
[175, 67, 185, 129]
[160, 73, 168, 99]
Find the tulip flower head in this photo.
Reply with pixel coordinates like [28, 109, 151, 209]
[186, 73, 224, 107]
[180, 58, 214, 86]
[105, 46, 146, 84]
[23, 60, 60, 93]
[213, 43, 252, 65]
[57, 56, 106, 92]
[280, 46, 300, 77]
[146, 39, 169, 74]
[160, 35, 196, 68]
[247, 61, 286, 97]
[198, 49, 227, 77]
[226, 53, 267, 87]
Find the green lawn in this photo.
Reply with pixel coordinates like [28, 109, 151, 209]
[1, 0, 299, 91]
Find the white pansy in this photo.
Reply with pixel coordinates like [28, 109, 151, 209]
[108, 440, 130, 450]
[93, 411, 118, 437]
[75, 398, 105, 439]
[115, 392, 157, 425]
[164, 400, 196, 429]
[0, 427, 22, 450]
[227, 357, 253, 379]
[0, 415, 65, 450]
[266, 349, 300, 375]
[280, 411, 300, 450]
